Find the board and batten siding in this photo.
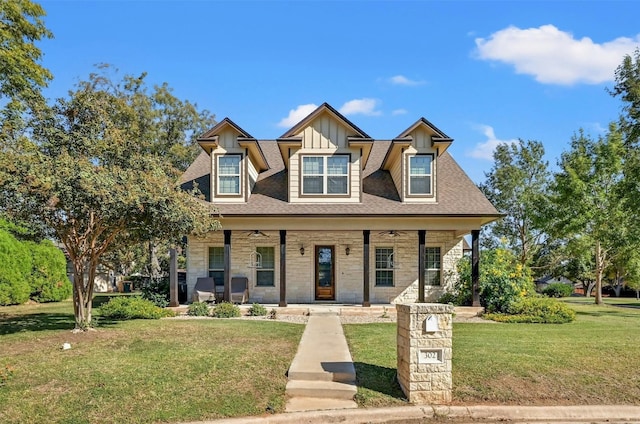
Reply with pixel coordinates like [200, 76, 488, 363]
[288, 114, 361, 203]
[209, 128, 246, 204]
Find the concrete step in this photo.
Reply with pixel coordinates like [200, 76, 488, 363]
[285, 380, 357, 400]
[285, 396, 357, 412]
[287, 365, 355, 383]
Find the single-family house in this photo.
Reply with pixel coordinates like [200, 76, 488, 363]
[180, 103, 500, 306]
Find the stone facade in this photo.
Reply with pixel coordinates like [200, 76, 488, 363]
[186, 230, 463, 305]
[396, 303, 453, 404]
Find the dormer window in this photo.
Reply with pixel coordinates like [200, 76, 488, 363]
[217, 155, 241, 195]
[408, 154, 433, 195]
[302, 155, 349, 195]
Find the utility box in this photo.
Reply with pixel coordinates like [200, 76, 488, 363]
[396, 303, 453, 404]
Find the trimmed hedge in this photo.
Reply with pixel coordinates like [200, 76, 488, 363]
[26, 240, 72, 302]
[0, 229, 31, 306]
[99, 296, 175, 320]
[485, 297, 576, 323]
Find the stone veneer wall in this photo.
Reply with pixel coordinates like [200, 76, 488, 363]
[186, 230, 463, 304]
[396, 303, 453, 404]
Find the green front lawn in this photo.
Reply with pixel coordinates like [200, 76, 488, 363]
[0, 299, 303, 424]
[344, 300, 640, 407]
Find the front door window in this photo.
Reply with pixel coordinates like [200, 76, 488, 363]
[315, 246, 335, 300]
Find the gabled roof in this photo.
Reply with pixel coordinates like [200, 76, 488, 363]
[197, 117, 268, 172]
[279, 102, 371, 139]
[381, 117, 454, 170]
[276, 103, 374, 169]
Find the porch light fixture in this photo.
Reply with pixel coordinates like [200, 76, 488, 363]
[299, 245, 305, 256]
[345, 246, 351, 256]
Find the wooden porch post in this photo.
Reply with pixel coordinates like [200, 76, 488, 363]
[418, 230, 426, 303]
[279, 230, 287, 307]
[363, 230, 370, 307]
[169, 247, 179, 307]
[224, 230, 231, 302]
[472, 229, 480, 307]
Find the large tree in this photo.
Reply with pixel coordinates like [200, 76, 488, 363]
[550, 126, 627, 305]
[480, 139, 551, 267]
[0, 0, 52, 134]
[0, 70, 219, 329]
[610, 48, 640, 145]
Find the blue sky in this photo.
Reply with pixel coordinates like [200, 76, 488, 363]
[38, 0, 640, 182]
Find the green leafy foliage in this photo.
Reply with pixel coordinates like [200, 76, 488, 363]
[542, 282, 574, 298]
[0, 226, 31, 305]
[454, 248, 535, 312]
[212, 302, 241, 318]
[247, 303, 267, 316]
[187, 301, 210, 317]
[479, 140, 550, 265]
[139, 276, 170, 308]
[485, 297, 576, 323]
[98, 296, 175, 320]
[26, 239, 72, 302]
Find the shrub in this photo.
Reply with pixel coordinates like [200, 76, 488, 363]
[212, 302, 241, 318]
[140, 277, 170, 308]
[542, 282, 574, 298]
[485, 297, 576, 323]
[99, 296, 175, 320]
[248, 303, 267, 316]
[437, 291, 458, 305]
[26, 240, 72, 303]
[0, 228, 31, 306]
[187, 301, 211, 317]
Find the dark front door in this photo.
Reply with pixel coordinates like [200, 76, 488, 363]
[315, 246, 335, 300]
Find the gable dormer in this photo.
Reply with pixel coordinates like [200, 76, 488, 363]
[277, 103, 373, 203]
[381, 118, 454, 203]
[197, 118, 268, 203]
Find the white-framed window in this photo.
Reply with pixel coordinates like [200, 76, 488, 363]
[409, 155, 433, 195]
[256, 246, 275, 287]
[208, 247, 225, 290]
[302, 155, 349, 195]
[375, 247, 394, 287]
[425, 246, 441, 286]
[217, 155, 241, 195]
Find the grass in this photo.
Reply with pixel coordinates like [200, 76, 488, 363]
[0, 298, 304, 424]
[344, 299, 640, 408]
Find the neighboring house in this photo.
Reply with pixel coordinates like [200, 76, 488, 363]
[180, 103, 500, 305]
[534, 275, 577, 293]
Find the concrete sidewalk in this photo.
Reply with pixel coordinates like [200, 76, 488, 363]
[185, 404, 640, 424]
[284, 309, 358, 412]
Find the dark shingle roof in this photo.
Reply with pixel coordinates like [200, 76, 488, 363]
[180, 140, 499, 218]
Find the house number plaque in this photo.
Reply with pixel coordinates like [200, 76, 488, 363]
[417, 348, 443, 364]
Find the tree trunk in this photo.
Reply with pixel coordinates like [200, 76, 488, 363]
[149, 239, 161, 281]
[72, 259, 95, 330]
[594, 240, 604, 305]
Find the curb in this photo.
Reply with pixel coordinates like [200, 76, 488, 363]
[183, 405, 640, 424]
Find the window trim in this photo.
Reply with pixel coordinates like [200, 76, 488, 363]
[255, 246, 275, 287]
[299, 154, 351, 197]
[374, 246, 395, 287]
[425, 245, 442, 286]
[215, 153, 243, 197]
[406, 153, 434, 197]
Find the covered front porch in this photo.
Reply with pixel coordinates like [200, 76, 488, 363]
[180, 224, 482, 307]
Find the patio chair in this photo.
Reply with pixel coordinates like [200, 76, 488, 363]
[192, 277, 216, 303]
[230, 277, 249, 304]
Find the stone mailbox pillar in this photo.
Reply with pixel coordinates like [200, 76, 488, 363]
[396, 303, 453, 404]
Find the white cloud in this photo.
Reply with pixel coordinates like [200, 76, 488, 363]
[277, 103, 318, 127]
[338, 98, 382, 116]
[392, 108, 408, 116]
[475, 24, 640, 85]
[467, 125, 517, 160]
[389, 75, 426, 86]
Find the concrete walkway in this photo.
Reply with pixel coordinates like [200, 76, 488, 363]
[284, 308, 358, 412]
